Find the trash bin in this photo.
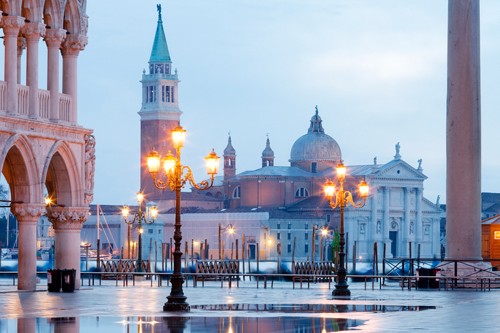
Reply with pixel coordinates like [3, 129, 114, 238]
[61, 269, 76, 292]
[417, 268, 439, 289]
[47, 269, 61, 292]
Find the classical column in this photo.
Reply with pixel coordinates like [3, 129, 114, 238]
[44, 28, 66, 121]
[61, 34, 87, 124]
[446, 0, 481, 260]
[402, 187, 411, 257]
[415, 187, 422, 243]
[370, 188, 377, 238]
[369, 188, 378, 261]
[46, 207, 89, 289]
[383, 187, 390, 251]
[12, 204, 45, 291]
[22, 23, 45, 119]
[2, 16, 24, 114]
[433, 218, 441, 257]
[17, 36, 26, 84]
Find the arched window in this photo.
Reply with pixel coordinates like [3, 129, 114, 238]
[295, 187, 309, 198]
[232, 186, 241, 199]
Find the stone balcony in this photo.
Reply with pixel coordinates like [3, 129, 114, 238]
[0, 81, 72, 124]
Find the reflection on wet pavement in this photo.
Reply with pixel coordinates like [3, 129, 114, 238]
[191, 303, 436, 313]
[2, 315, 366, 332]
[0, 304, 437, 332]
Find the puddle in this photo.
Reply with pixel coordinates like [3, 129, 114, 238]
[191, 303, 436, 313]
[0, 315, 365, 332]
[0, 304, 435, 332]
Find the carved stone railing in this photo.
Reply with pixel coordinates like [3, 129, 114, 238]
[0, 80, 72, 123]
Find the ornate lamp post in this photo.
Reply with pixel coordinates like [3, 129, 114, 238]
[121, 192, 158, 272]
[146, 125, 220, 312]
[324, 160, 369, 297]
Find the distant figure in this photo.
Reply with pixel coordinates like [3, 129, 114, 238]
[436, 195, 440, 206]
[373, 156, 377, 165]
[394, 142, 401, 160]
[157, 4, 162, 21]
[417, 158, 423, 172]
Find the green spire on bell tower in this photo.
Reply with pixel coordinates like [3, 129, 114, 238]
[149, 4, 171, 64]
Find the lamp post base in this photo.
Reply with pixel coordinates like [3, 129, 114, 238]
[163, 297, 190, 312]
[332, 284, 351, 298]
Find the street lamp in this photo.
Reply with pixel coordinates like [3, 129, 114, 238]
[146, 125, 220, 312]
[121, 192, 158, 272]
[219, 224, 234, 259]
[324, 160, 369, 297]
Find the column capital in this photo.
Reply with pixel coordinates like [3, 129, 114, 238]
[1, 16, 25, 36]
[61, 33, 88, 56]
[22, 22, 46, 41]
[46, 206, 90, 231]
[44, 28, 66, 47]
[12, 203, 45, 221]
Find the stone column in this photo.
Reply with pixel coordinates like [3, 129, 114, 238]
[370, 188, 377, 238]
[1, 16, 24, 114]
[22, 23, 45, 119]
[446, 0, 481, 260]
[433, 218, 441, 257]
[383, 187, 390, 252]
[17, 37, 26, 84]
[12, 204, 45, 291]
[44, 28, 66, 121]
[415, 188, 422, 242]
[403, 187, 411, 255]
[46, 207, 89, 289]
[61, 34, 87, 124]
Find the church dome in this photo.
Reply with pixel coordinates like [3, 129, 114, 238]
[289, 107, 341, 170]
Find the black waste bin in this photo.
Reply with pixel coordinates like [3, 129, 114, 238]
[47, 269, 62, 292]
[61, 269, 76, 292]
[417, 268, 440, 289]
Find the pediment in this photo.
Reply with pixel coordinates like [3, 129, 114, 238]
[421, 197, 442, 213]
[374, 160, 427, 181]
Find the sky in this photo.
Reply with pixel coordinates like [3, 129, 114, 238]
[79, 1, 500, 206]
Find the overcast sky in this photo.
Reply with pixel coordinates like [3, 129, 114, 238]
[79, 1, 500, 206]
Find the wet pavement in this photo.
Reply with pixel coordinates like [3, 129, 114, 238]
[0, 278, 499, 332]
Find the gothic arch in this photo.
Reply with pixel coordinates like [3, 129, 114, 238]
[43, 140, 82, 207]
[21, 0, 42, 22]
[1, 134, 42, 204]
[63, 0, 83, 34]
[0, 0, 10, 14]
[43, 0, 63, 29]
[0, 0, 21, 16]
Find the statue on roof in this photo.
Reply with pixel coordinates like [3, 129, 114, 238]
[157, 4, 162, 21]
[394, 142, 401, 160]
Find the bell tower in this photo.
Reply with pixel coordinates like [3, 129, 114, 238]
[139, 4, 181, 200]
